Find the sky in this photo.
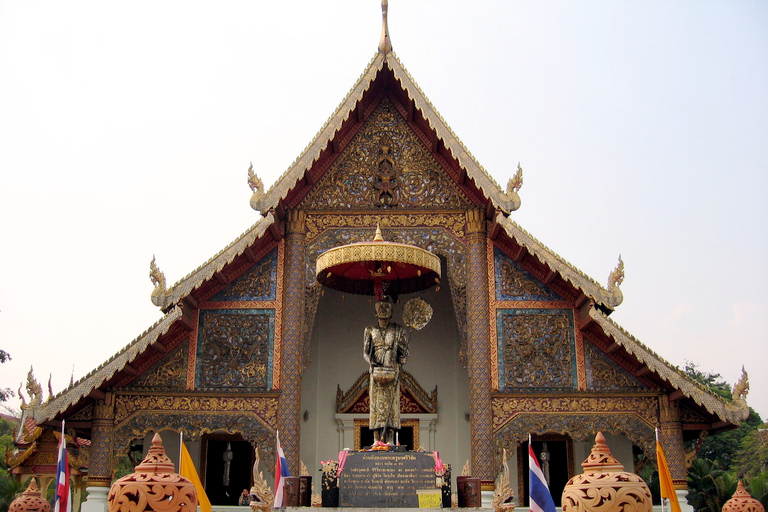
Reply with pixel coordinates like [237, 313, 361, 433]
[1, 1, 766, 423]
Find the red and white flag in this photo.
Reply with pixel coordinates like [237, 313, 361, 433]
[273, 431, 290, 508]
[53, 422, 71, 512]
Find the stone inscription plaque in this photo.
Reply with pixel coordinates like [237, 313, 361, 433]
[339, 451, 437, 508]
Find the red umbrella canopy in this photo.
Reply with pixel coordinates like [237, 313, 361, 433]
[316, 225, 441, 300]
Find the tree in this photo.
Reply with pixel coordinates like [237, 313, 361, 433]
[0, 417, 23, 511]
[683, 361, 763, 471]
[687, 458, 738, 512]
[734, 426, 768, 478]
[0, 350, 12, 403]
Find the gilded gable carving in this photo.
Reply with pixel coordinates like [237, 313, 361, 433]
[212, 248, 277, 301]
[302, 98, 470, 210]
[126, 343, 187, 391]
[196, 309, 274, 391]
[584, 342, 646, 392]
[494, 247, 562, 301]
[497, 309, 576, 391]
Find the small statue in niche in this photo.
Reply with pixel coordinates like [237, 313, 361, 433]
[373, 142, 399, 206]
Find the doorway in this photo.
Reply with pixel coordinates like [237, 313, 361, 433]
[519, 435, 573, 507]
[201, 434, 253, 505]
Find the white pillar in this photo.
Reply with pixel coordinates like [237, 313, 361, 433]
[676, 489, 694, 512]
[80, 486, 109, 512]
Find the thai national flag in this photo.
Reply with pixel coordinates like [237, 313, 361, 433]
[529, 436, 556, 512]
[273, 431, 290, 507]
[53, 422, 71, 512]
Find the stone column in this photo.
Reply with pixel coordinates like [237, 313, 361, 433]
[81, 397, 114, 512]
[465, 208, 494, 486]
[277, 209, 306, 475]
[660, 394, 694, 512]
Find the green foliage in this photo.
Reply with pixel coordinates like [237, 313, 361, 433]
[687, 458, 738, 512]
[682, 361, 763, 472]
[114, 453, 134, 481]
[0, 469, 24, 512]
[734, 425, 768, 478]
[749, 473, 768, 511]
[640, 465, 661, 505]
[683, 361, 732, 400]
[0, 350, 12, 403]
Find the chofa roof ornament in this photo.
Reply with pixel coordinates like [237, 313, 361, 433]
[150, 256, 173, 309]
[727, 366, 751, 421]
[599, 255, 624, 309]
[378, 0, 392, 55]
[248, 162, 265, 211]
[504, 162, 523, 211]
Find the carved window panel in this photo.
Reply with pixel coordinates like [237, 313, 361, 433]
[196, 309, 275, 391]
[496, 309, 577, 391]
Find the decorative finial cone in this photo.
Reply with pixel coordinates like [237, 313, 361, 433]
[108, 432, 198, 512]
[581, 431, 625, 472]
[379, 0, 392, 54]
[9, 478, 51, 512]
[723, 481, 765, 512]
[562, 432, 652, 512]
[374, 222, 384, 241]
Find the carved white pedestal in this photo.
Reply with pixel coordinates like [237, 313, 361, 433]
[81, 486, 109, 512]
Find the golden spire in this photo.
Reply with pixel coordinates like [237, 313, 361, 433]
[378, 0, 392, 54]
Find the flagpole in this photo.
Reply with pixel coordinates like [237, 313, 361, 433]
[656, 428, 666, 512]
[179, 431, 183, 473]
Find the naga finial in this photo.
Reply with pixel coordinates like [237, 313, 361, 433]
[600, 255, 624, 308]
[249, 448, 274, 512]
[248, 162, 265, 212]
[607, 255, 624, 289]
[150, 255, 173, 308]
[733, 366, 749, 402]
[492, 448, 515, 512]
[727, 366, 751, 421]
[507, 163, 523, 194]
[504, 162, 523, 211]
[20, 367, 43, 410]
[378, 0, 392, 54]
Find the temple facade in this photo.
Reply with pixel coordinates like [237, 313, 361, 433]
[14, 8, 750, 512]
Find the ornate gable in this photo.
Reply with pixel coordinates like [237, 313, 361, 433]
[494, 247, 564, 301]
[211, 248, 278, 301]
[124, 342, 187, 391]
[301, 98, 471, 211]
[583, 341, 646, 392]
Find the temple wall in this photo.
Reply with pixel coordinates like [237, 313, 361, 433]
[300, 283, 470, 486]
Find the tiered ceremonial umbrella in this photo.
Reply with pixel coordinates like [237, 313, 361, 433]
[315, 224, 441, 301]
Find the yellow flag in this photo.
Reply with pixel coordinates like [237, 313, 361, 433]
[180, 442, 212, 512]
[656, 439, 682, 512]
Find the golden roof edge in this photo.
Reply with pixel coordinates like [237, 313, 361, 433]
[32, 306, 183, 423]
[386, 55, 521, 213]
[590, 308, 749, 426]
[157, 212, 276, 308]
[495, 214, 621, 308]
[251, 53, 386, 213]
